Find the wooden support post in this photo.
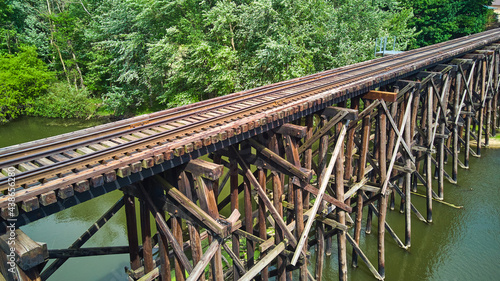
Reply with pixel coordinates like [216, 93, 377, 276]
[124, 194, 141, 271]
[426, 83, 434, 222]
[404, 94, 412, 248]
[282, 126, 307, 281]
[158, 212, 172, 281]
[291, 121, 348, 266]
[140, 199, 154, 274]
[453, 72, 462, 182]
[230, 158, 241, 281]
[477, 59, 486, 156]
[353, 100, 370, 268]
[179, 172, 205, 281]
[304, 115, 314, 208]
[241, 144, 255, 270]
[269, 133, 286, 281]
[336, 122, 348, 281]
[258, 167, 269, 281]
[172, 214, 185, 281]
[186, 239, 220, 281]
[378, 104, 387, 278]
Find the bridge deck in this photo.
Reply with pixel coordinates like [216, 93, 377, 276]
[2, 29, 500, 228]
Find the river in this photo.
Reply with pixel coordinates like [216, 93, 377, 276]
[1, 116, 499, 281]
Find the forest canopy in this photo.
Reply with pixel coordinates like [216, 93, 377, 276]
[0, 0, 494, 123]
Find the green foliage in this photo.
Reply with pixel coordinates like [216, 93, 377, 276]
[29, 82, 100, 118]
[401, 0, 493, 48]
[0, 46, 53, 123]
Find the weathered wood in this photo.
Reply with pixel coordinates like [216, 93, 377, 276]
[322, 106, 358, 120]
[229, 158, 241, 281]
[186, 239, 220, 281]
[291, 122, 348, 265]
[363, 90, 398, 102]
[140, 200, 154, 274]
[186, 158, 224, 181]
[249, 138, 313, 183]
[381, 89, 414, 195]
[47, 246, 132, 258]
[239, 241, 287, 281]
[345, 233, 383, 280]
[336, 123, 348, 281]
[276, 123, 308, 138]
[230, 146, 299, 248]
[0, 229, 48, 271]
[138, 183, 194, 274]
[153, 175, 225, 236]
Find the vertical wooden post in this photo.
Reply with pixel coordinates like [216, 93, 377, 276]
[283, 132, 307, 281]
[124, 194, 141, 271]
[269, 133, 286, 281]
[426, 83, 434, 222]
[336, 122, 348, 281]
[353, 100, 370, 267]
[404, 92, 412, 248]
[315, 116, 329, 280]
[387, 87, 399, 210]
[230, 159, 241, 281]
[140, 199, 154, 274]
[378, 104, 388, 278]
[243, 147, 255, 270]
[258, 167, 269, 281]
[180, 172, 205, 281]
[172, 214, 185, 281]
[158, 210, 172, 281]
[304, 115, 314, 206]
[453, 72, 462, 181]
[477, 59, 486, 156]
[464, 64, 474, 168]
[492, 52, 499, 136]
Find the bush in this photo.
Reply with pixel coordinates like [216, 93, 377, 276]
[0, 46, 54, 123]
[29, 82, 100, 119]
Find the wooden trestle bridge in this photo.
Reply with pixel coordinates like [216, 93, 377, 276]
[1, 29, 500, 281]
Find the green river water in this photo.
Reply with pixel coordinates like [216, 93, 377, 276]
[1, 116, 499, 281]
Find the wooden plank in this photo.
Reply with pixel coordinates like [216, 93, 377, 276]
[39, 191, 57, 206]
[186, 239, 220, 281]
[363, 90, 398, 102]
[239, 241, 286, 281]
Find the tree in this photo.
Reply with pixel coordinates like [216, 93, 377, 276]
[401, 0, 493, 48]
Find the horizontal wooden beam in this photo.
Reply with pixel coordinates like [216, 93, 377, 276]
[185, 159, 224, 181]
[362, 90, 397, 102]
[275, 123, 307, 138]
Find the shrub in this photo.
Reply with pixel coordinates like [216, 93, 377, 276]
[29, 82, 100, 119]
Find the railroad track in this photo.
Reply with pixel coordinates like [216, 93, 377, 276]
[1, 29, 500, 206]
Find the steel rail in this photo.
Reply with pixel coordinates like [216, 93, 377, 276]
[1, 29, 500, 190]
[1, 29, 498, 166]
